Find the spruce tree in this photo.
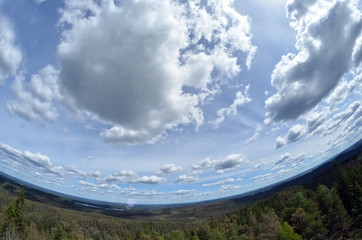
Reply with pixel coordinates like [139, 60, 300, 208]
[0, 188, 27, 240]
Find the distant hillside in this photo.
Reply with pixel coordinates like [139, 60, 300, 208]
[0, 140, 360, 239]
[0, 138, 361, 221]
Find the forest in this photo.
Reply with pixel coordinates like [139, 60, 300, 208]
[0, 154, 361, 240]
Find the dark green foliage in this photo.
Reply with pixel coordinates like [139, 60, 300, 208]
[53, 223, 63, 240]
[0, 153, 361, 240]
[334, 160, 362, 229]
[167, 229, 185, 240]
[276, 222, 302, 240]
[1, 188, 27, 239]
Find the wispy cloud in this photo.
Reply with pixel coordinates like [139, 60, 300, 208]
[212, 85, 251, 128]
[202, 178, 242, 188]
[245, 124, 263, 144]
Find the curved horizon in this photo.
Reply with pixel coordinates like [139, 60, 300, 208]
[0, 0, 361, 204]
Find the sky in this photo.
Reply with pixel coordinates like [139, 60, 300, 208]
[0, 0, 361, 205]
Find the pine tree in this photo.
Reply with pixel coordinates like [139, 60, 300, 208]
[276, 222, 302, 240]
[0, 188, 27, 239]
[53, 223, 63, 240]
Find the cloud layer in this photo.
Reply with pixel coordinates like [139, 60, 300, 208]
[265, 0, 361, 124]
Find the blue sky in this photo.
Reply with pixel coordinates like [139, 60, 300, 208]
[0, 0, 361, 204]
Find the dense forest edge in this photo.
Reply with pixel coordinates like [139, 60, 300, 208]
[0, 151, 361, 239]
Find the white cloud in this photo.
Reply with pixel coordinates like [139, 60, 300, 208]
[6, 65, 60, 125]
[245, 124, 263, 144]
[265, 0, 361, 124]
[325, 73, 362, 107]
[193, 153, 247, 172]
[306, 110, 329, 134]
[0, 143, 105, 182]
[212, 85, 251, 128]
[276, 124, 306, 148]
[214, 153, 247, 170]
[85, 124, 95, 130]
[218, 185, 241, 193]
[0, 16, 22, 84]
[322, 100, 361, 137]
[271, 164, 286, 171]
[129, 189, 164, 199]
[0, 143, 61, 178]
[63, 165, 87, 179]
[253, 161, 267, 170]
[252, 173, 273, 182]
[192, 158, 216, 170]
[33, 0, 47, 3]
[104, 171, 166, 185]
[78, 180, 120, 190]
[275, 152, 308, 165]
[352, 34, 362, 69]
[174, 174, 199, 183]
[202, 178, 241, 188]
[277, 169, 292, 175]
[157, 163, 182, 176]
[89, 170, 101, 179]
[103, 170, 136, 183]
[23, 150, 52, 169]
[57, 0, 256, 145]
[130, 176, 166, 185]
[172, 189, 196, 197]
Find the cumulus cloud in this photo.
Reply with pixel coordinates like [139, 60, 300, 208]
[103, 170, 137, 183]
[265, 0, 362, 124]
[214, 153, 247, 170]
[130, 176, 166, 185]
[174, 174, 199, 183]
[212, 85, 251, 128]
[157, 163, 182, 176]
[218, 185, 241, 193]
[0, 16, 22, 84]
[103, 171, 166, 184]
[192, 158, 215, 170]
[193, 153, 247, 173]
[276, 124, 306, 148]
[275, 152, 308, 165]
[57, 0, 256, 145]
[6, 66, 60, 125]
